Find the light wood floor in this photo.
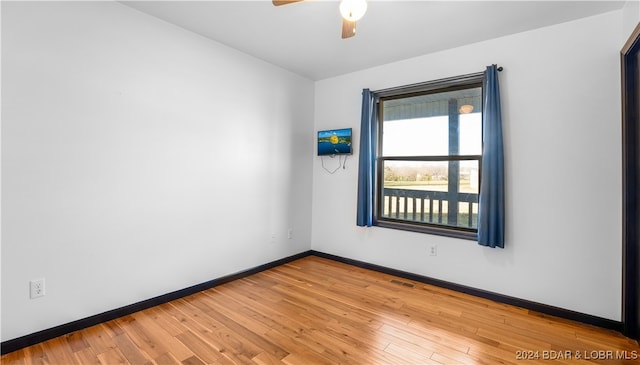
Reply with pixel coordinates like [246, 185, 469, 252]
[2, 256, 639, 365]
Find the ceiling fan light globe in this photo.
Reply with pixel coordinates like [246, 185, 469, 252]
[459, 104, 474, 114]
[340, 0, 367, 22]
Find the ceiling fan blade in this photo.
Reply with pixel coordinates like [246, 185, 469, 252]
[272, 0, 303, 6]
[341, 19, 356, 39]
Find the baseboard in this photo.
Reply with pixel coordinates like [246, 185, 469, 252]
[310, 250, 623, 333]
[0, 250, 313, 355]
[2, 249, 624, 355]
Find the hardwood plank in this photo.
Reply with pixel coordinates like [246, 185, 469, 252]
[145, 305, 186, 338]
[181, 355, 206, 365]
[64, 331, 90, 353]
[72, 347, 101, 365]
[187, 293, 289, 359]
[280, 351, 334, 365]
[174, 330, 236, 365]
[129, 310, 194, 361]
[113, 315, 168, 360]
[380, 322, 470, 354]
[0, 349, 26, 365]
[261, 329, 330, 362]
[3, 256, 639, 365]
[167, 299, 260, 365]
[96, 347, 130, 365]
[101, 321, 125, 338]
[112, 333, 154, 365]
[22, 343, 48, 365]
[82, 325, 117, 355]
[383, 342, 440, 364]
[40, 337, 76, 365]
[285, 309, 401, 364]
[252, 351, 285, 365]
[208, 287, 320, 345]
[154, 352, 181, 365]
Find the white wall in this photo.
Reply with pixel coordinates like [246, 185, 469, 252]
[1, 1, 314, 341]
[312, 11, 623, 321]
[623, 0, 640, 39]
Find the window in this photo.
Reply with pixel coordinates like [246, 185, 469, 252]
[375, 75, 483, 239]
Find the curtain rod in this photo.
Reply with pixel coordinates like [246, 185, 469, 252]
[373, 65, 503, 97]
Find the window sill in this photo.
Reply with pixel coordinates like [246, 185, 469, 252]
[375, 220, 478, 241]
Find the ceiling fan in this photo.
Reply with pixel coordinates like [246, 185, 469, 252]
[272, 0, 368, 39]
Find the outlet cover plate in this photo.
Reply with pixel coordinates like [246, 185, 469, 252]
[30, 278, 45, 299]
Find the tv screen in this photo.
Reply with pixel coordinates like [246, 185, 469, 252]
[318, 128, 353, 156]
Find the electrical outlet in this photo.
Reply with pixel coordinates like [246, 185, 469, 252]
[30, 278, 45, 299]
[287, 228, 293, 239]
[429, 245, 438, 256]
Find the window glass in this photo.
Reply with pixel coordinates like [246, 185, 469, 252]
[376, 84, 482, 233]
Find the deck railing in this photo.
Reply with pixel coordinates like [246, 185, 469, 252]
[382, 188, 478, 228]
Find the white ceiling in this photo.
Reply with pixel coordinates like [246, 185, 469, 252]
[122, 1, 625, 80]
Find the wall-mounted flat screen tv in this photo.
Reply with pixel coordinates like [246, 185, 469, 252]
[318, 128, 353, 156]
